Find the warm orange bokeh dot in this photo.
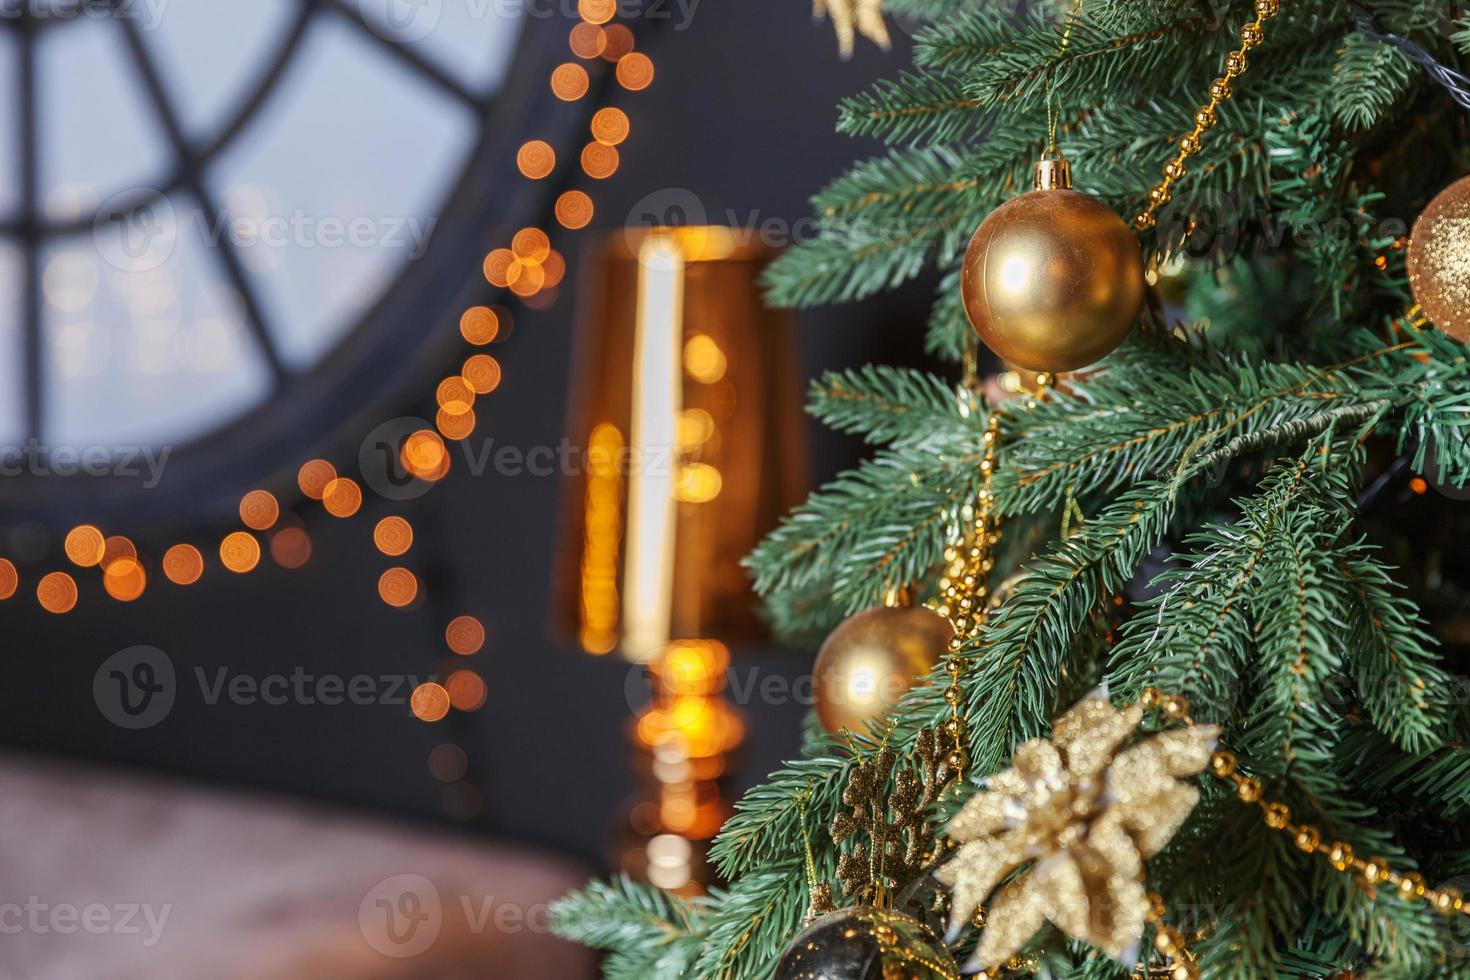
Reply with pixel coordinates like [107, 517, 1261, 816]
[322, 477, 363, 518]
[64, 525, 106, 567]
[103, 558, 147, 602]
[411, 682, 451, 723]
[401, 430, 449, 482]
[579, 0, 616, 24]
[591, 107, 630, 146]
[555, 190, 594, 230]
[600, 23, 634, 61]
[270, 527, 312, 569]
[541, 250, 567, 289]
[550, 62, 590, 101]
[446, 670, 487, 712]
[298, 459, 336, 501]
[459, 305, 500, 345]
[37, 571, 78, 613]
[436, 407, 476, 441]
[581, 142, 619, 179]
[239, 489, 280, 530]
[373, 516, 414, 557]
[436, 376, 476, 416]
[445, 615, 486, 655]
[509, 261, 546, 297]
[162, 544, 204, 585]
[616, 52, 654, 91]
[461, 354, 502, 395]
[378, 567, 419, 608]
[568, 21, 606, 59]
[220, 531, 261, 573]
[483, 248, 518, 288]
[511, 227, 551, 264]
[0, 558, 18, 600]
[516, 139, 556, 179]
[101, 536, 136, 570]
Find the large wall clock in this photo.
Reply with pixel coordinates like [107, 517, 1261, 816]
[0, 0, 597, 527]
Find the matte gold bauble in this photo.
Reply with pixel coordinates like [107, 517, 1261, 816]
[774, 906, 959, 980]
[813, 605, 953, 734]
[1408, 175, 1470, 344]
[961, 156, 1144, 372]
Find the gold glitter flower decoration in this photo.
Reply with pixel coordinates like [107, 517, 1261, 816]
[812, 0, 890, 59]
[936, 692, 1218, 971]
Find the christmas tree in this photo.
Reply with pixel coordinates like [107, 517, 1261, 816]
[554, 1, 1470, 977]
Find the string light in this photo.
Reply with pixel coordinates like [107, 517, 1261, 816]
[63, 525, 105, 567]
[445, 615, 486, 655]
[581, 142, 620, 179]
[101, 535, 136, 570]
[162, 544, 204, 585]
[297, 459, 336, 500]
[411, 682, 451, 722]
[321, 477, 363, 518]
[460, 306, 501, 345]
[220, 531, 261, 573]
[0, 559, 18, 600]
[269, 527, 312, 569]
[239, 490, 280, 531]
[591, 107, 630, 146]
[36, 571, 78, 614]
[516, 140, 556, 180]
[373, 516, 414, 557]
[569, 22, 606, 59]
[461, 354, 502, 395]
[616, 53, 654, 91]
[377, 567, 419, 608]
[102, 558, 147, 602]
[551, 63, 591, 101]
[556, 190, 595, 229]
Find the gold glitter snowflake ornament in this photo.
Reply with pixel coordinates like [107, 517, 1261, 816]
[936, 692, 1219, 971]
[812, 0, 890, 59]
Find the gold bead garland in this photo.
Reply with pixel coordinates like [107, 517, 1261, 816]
[1133, 0, 1282, 232]
[1139, 687, 1469, 921]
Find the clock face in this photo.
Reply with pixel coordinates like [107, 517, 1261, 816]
[0, 1, 563, 523]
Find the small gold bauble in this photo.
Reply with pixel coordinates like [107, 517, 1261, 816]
[961, 156, 1144, 372]
[774, 907, 958, 980]
[1408, 175, 1470, 343]
[813, 605, 953, 733]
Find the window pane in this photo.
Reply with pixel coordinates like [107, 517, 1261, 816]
[140, 0, 299, 143]
[38, 16, 170, 224]
[355, 0, 523, 95]
[45, 200, 271, 450]
[208, 17, 475, 368]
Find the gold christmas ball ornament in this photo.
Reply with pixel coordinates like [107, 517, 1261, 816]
[775, 906, 959, 980]
[961, 155, 1145, 373]
[813, 605, 953, 734]
[1408, 175, 1470, 344]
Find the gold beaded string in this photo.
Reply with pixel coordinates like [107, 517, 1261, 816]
[1142, 891, 1201, 980]
[1140, 687, 1470, 922]
[934, 374, 1054, 781]
[1133, 0, 1282, 232]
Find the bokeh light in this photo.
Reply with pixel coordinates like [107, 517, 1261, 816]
[378, 567, 419, 608]
[516, 140, 556, 179]
[436, 407, 476, 441]
[581, 142, 619, 179]
[162, 544, 205, 585]
[373, 516, 414, 556]
[220, 532, 261, 573]
[591, 107, 630, 146]
[568, 22, 606, 59]
[446, 669, 487, 711]
[550, 63, 590, 101]
[269, 527, 313, 569]
[555, 190, 594, 230]
[483, 248, 518, 288]
[103, 558, 148, 602]
[511, 227, 551, 264]
[579, 0, 616, 24]
[445, 615, 486, 655]
[616, 53, 654, 91]
[297, 459, 337, 501]
[322, 477, 363, 518]
[401, 430, 449, 482]
[64, 525, 106, 568]
[683, 334, 727, 383]
[0, 559, 17, 600]
[239, 490, 280, 530]
[428, 743, 468, 782]
[37, 571, 78, 614]
[600, 23, 634, 61]
[461, 354, 502, 395]
[101, 536, 137, 570]
[459, 306, 500, 345]
[411, 682, 451, 722]
[436, 376, 476, 416]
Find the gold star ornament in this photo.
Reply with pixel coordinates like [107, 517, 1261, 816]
[936, 692, 1219, 971]
[812, 0, 890, 59]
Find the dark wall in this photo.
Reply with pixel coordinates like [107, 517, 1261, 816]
[0, 4, 945, 866]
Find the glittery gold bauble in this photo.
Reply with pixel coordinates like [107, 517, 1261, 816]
[775, 907, 959, 980]
[1408, 175, 1470, 344]
[961, 156, 1144, 372]
[813, 606, 952, 734]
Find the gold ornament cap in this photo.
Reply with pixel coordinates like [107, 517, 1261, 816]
[1033, 154, 1071, 192]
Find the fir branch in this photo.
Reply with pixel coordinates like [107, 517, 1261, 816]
[808, 365, 984, 449]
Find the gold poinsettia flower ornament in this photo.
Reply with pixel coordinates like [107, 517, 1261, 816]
[936, 691, 1219, 971]
[812, 0, 890, 59]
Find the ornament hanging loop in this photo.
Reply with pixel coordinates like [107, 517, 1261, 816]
[1033, 153, 1072, 192]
